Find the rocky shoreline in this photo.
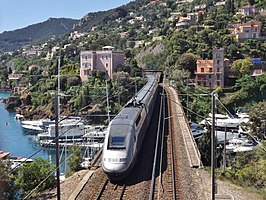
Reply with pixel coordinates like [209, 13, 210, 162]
[1, 94, 53, 120]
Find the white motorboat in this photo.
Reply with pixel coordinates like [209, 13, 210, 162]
[81, 157, 92, 168]
[83, 125, 107, 142]
[216, 130, 246, 143]
[226, 137, 256, 153]
[14, 114, 24, 120]
[21, 123, 44, 133]
[10, 157, 34, 169]
[21, 119, 54, 133]
[38, 121, 85, 141]
[200, 113, 249, 130]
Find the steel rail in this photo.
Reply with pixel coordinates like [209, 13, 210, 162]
[157, 88, 166, 199]
[118, 185, 126, 200]
[149, 91, 164, 200]
[168, 89, 177, 200]
[95, 179, 108, 200]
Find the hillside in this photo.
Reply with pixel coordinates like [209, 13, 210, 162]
[0, 18, 79, 51]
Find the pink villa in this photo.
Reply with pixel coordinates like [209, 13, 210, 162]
[80, 46, 125, 80]
[195, 48, 225, 88]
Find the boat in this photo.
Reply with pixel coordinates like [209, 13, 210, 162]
[14, 114, 24, 120]
[83, 125, 107, 143]
[21, 123, 44, 133]
[189, 121, 206, 139]
[81, 157, 92, 168]
[38, 120, 85, 141]
[191, 128, 205, 139]
[21, 117, 83, 134]
[200, 113, 249, 130]
[21, 119, 54, 134]
[225, 137, 256, 153]
[9, 157, 33, 169]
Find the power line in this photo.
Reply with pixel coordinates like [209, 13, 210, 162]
[1, 79, 139, 179]
[23, 144, 82, 199]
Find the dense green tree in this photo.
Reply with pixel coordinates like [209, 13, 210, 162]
[231, 58, 253, 77]
[66, 143, 83, 177]
[197, 129, 212, 166]
[0, 160, 17, 199]
[15, 158, 56, 197]
[176, 53, 199, 76]
[248, 102, 266, 139]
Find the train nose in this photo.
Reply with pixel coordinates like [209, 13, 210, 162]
[103, 162, 127, 173]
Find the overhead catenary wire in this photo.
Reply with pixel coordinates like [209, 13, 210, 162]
[22, 77, 147, 198]
[0, 117, 84, 180]
[0, 77, 142, 179]
[23, 144, 82, 199]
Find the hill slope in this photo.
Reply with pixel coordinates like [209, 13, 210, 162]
[0, 18, 79, 51]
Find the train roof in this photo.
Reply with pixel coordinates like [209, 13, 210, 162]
[111, 107, 140, 127]
[127, 75, 157, 106]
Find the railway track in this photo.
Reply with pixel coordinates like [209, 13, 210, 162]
[150, 85, 183, 200]
[76, 84, 201, 200]
[96, 179, 126, 200]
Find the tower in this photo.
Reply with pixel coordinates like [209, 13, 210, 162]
[212, 48, 224, 88]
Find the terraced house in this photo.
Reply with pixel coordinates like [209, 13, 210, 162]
[80, 46, 125, 80]
[233, 20, 262, 42]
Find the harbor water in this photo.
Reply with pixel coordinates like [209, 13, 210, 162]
[0, 92, 68, 173]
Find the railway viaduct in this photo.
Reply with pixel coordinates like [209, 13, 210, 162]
[47, 83, 240, 200]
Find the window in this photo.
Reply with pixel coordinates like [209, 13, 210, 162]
[108, 136, 126, 150]
[106, 55, 108, 59]
[209, 68, 213, 73]
[217, 68, 220, 72]
[217, 60, 220, 65]
[106, 63, 108, 68]
[135, 114, 141, 126]
[201, 68, 204, 72]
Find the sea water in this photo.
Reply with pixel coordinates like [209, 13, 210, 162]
[0, 92, 68, 173]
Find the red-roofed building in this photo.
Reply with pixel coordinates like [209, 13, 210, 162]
[0, 151, 11, 160]
[233, 20, 262, 42]
[195, 48, 225, 88]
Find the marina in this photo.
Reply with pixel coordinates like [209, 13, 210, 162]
[190, 112, 258, 153]
[0, 92, 104, 173]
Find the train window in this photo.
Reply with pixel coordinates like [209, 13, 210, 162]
[135, 114, 141, 126]
[108, 136, 126, 150]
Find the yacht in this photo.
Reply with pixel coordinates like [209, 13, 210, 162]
[10, 157, 34, 169]
[21, 119, 54, 133]
[226, 137, 256, 153]
[38, 121, 85, 141]
[83, 125, 107, 143]
[200, 113, 249, 130]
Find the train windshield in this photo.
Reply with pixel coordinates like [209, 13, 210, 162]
[108, 136, 126, 150]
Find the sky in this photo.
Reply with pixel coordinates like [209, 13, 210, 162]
[0, 0, 132, 33]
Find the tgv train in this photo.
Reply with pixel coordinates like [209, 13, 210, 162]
[102, 74, 159, 180]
